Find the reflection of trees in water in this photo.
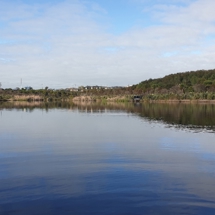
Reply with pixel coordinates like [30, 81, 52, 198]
[137, 103, 215, 131]
[72, 101, 135, 113]
[1, 101, 215, 131]
[0, 101, 77, 112]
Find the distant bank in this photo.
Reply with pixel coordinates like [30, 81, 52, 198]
[1, 68, 215, 102]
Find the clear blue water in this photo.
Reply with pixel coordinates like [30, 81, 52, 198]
[0, 102, 215, 215]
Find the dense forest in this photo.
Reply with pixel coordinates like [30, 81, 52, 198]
[131, 69, 215, 100]
[133, 69, 215, 92]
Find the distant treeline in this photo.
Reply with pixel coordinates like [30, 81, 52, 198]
[1, 69, 215, 101]
[131, 69, 215, 100]
[133, 69, 215, 93]
[80, 69, 215, 100]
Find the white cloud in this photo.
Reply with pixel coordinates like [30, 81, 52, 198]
[0, 0, 215, 88]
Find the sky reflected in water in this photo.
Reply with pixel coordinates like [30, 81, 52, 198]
[0, 102, 215, 214]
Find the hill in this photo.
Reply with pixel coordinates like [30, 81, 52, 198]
[134, 69, 215, 93]
[131, 69, 215, 100]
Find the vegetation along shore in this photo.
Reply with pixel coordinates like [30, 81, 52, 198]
[1, 69, 215, 102]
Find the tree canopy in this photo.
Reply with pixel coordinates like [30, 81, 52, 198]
[133, 69, 215, 94]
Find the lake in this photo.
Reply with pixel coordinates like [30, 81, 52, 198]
[0, 101, 215, 215]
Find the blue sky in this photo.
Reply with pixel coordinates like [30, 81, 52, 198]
[0, 0, 215, 88]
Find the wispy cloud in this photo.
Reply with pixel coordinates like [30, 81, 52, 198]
[0, 0, 215, 88]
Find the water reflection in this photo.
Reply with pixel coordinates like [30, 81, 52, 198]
[1, 101, 215, 132]
[0, 101, 215, 214]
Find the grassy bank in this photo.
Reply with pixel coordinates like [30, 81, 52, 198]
[72, 95, 132, 103]
[0, 88, 76, 102]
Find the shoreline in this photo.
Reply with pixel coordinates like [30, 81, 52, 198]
[143, 99, 215, 104]
[1, 94, 215, 104]
[72, 95, 215, 104]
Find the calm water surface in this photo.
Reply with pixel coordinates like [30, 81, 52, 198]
[0, 102, 215, 215]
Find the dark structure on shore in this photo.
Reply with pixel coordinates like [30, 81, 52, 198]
[133, 95, 142, 102]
